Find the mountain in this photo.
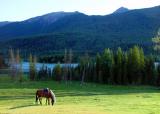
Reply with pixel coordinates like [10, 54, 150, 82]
[113, 7, 129, 14]
[25, 11, 78, 24]
[0, 21, 11, 27]
[0, 11, 80, 40]
[0, 6, 160, 55]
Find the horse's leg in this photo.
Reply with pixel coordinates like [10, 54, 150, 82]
[41, 98, 43, 105]
[48, 98, 50, 105]
[39, 97, 42, 105]
[46, 98, 48, 105]
[35, 94, 38, 104]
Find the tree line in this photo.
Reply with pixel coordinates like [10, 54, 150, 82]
[27, 46, 160, 86]
[1, 46, 160, 86]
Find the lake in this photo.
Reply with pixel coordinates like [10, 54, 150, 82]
[22, 62, 78, 73]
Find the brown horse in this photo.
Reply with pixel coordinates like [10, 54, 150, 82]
[35, 88, 56, 106]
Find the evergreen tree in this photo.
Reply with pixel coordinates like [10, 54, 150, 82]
[15, 49, 20, 80]
[96, 53, 102, 83]
[122, 52, 128, 85]
[16, 50, 24, 82]
[9, 49, 16, 80]
[18, 59, 23, 83]
[29, 54, 36, 81]
[80, 52, 89, 85]
[144, 56, 155, 85]
[101, 49, 114, 84]
[63, 49, 68, 83]
[152, 28, 160, 54]
[115, 47, 123, 84]
[0, 53, 5, 69]
[157, 64, 160, 86]
[128, 46, 141, 84]
[139, 48, 145, 84]
[68, 49, 73, 82]
[54, 63, 62, 82]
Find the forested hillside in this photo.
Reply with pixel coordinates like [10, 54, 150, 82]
[0, 6, 159, 55]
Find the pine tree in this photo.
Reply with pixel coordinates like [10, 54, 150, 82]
[15, 50, 20, 80]
[101, 49, 114, 84]
[96, 53, 102, 83]
[9, 49, 16, 80]
[18, 59, 23, 83]
[33, 55, 37, 79]
[115, 47, 123, 84]
[128, 46, 141, 84]
[152, 28, 160, 54]
[29, 54, 33, 80]
[122, 52, 128, 85]
[139, 48, 145, 84]
[29, 54, 36, 81]
[54, 63, 62, 82]
[80, 52, 89, 85]
[157, 64, 160, 86]
[63, 49, 68, 83]
[145, 56, 155, 85]
[0, 53, 5, 69]
[15, 50, 24, 82]
[68, 49, 73, 83]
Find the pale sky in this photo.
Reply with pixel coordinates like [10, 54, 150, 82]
[0, 0, 160, 21]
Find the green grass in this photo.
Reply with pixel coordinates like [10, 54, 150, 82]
[0, 76, 160, 114]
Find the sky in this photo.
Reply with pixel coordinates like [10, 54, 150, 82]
[0, 0, 160, 21]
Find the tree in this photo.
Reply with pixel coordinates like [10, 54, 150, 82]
[37, 64, 46, 80]
[0, 53, 5, 69]
[16, 50, 24, 82]
[33, 55, 37, 79]
[139, 48, 145, 84]
[101, 49, 114, 84]
[145, 56, 155, 85]
[122, 52, 128, 85]
[29, 54, 36, 81]
[157, 64, 160, 86]
[115, 47, 123, 84]
[68, 49, 73, 82]
[15, 50, 20, 80]
[152, 28, 160, 54]
[9, 48, 16, 80]
[18, 59, 23, 83]
[96, 53, 102, 83]
[80, 52, 89, 85]
[63, 49, 68, 83]
[54, 63, 62, 82]
[127, 46, 142, 84]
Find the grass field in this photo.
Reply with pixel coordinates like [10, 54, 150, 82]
[1, 76, 160, 114]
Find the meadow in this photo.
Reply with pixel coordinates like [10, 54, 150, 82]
[0, 76, 160, 114]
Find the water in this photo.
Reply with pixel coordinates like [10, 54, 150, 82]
[154, 62, 159, 68]
[22, 62, 78, 73]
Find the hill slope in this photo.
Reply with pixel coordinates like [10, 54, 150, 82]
[0, 21, 11, 27]
[0, 6, 160, 54]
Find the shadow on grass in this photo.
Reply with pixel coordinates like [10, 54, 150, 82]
[1, 90, 159, 101]
[0, 81, 160, 97]
[0, 95, 33, 100]
[9, 104, 38, 109]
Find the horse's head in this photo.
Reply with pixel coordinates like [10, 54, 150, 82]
[50, 90, 56, 106]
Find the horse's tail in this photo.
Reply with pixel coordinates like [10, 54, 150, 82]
[35, 91, 38, 103]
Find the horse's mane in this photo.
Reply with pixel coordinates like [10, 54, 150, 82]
[50, 90, 56, 103]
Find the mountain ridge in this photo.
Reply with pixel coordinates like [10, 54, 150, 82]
[113, 7, 129, 14]
[0, 5, 160, 54]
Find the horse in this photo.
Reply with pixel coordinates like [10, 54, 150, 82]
[35, 88, 56, 106]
